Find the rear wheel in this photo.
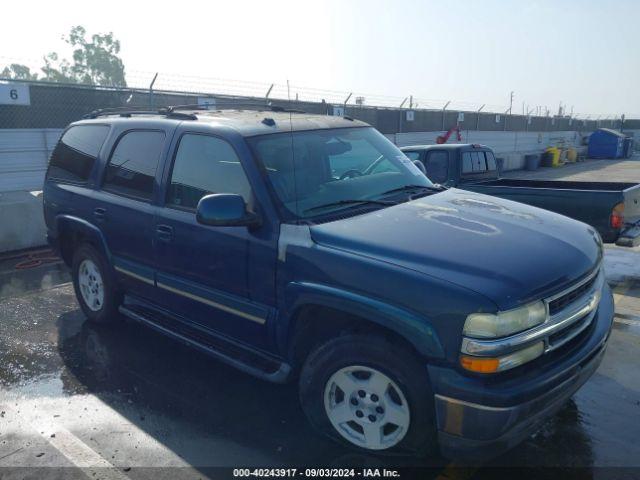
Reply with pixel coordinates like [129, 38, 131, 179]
[299, 334, 436, 455]
[72, 244, 122, 324]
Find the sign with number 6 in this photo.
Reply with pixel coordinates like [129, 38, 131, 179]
[0, 83, 31, 105]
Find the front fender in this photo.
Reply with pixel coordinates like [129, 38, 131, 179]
[281, 281, 444, 359]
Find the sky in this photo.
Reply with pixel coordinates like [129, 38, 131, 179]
[1, 0, 639, 117]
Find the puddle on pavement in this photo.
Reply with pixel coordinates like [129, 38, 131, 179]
[1, 264, 639, 472]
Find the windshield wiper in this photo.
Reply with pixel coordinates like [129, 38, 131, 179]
[380, 184, 446, 196]
[304, 199, 397, 214]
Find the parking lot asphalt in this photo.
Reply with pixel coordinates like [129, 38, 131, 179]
[1, 247, 639, 479]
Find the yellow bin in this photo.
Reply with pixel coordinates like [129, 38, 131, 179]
[543, 147, 562, 167]
[566, 148, 577, 163]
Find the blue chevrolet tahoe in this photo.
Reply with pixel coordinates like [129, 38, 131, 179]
[43, 106, 614, 459]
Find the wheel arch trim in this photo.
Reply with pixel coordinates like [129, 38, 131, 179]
[281, 281, 445, 359]
[56, 214, 113, 266]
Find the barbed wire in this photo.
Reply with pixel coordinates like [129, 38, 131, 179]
[1, 56, 637, 119]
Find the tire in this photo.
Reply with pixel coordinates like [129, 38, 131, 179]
[299, 334, 436, 456]
[72, 243, 122, 324]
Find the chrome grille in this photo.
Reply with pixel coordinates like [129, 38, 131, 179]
[542, 266, 602, 353]
[548, 274, 598, 316]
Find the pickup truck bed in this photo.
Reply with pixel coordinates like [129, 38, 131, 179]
[400, 144, 640, 246]
[463, 179, 640, 245]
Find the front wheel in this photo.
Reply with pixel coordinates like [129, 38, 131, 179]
[299, 334, 436, 455]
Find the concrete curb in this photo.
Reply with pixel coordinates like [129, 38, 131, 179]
[0, 191, 47, 253]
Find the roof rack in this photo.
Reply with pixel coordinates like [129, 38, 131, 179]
[83, 106, 199, 120]
[83, 102, 308, 120]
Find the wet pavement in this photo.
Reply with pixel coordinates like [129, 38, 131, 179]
[1, 248, 640, 479]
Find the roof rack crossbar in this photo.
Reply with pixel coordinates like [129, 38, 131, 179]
[82, 102, 308, 120]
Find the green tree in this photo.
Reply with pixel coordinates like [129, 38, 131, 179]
[1, 26, 126, 87]
[0, 64, 39, 80]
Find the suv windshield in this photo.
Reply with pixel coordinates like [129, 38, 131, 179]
[248, 127, 434, 219]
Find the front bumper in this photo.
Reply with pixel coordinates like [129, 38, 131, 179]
[430, 282, 614, 460]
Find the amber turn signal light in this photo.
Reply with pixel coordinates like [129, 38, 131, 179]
[460, 355, 500, 373]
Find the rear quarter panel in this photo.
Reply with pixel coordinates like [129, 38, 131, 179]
[624, 184, 640, 224]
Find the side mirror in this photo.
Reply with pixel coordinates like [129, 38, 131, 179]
[196, 194, 261, 228]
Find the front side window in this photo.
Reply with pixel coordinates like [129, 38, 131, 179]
[248, 127, 433, 219]
[424, 151, 449, 184]
[167, 134, 252, 210]
[403, 151, 421, 161]
[103, 130, 165, 201]
[48, 125, 110, 183]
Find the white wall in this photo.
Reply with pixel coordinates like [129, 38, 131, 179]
[386, 130, 588, 170]
[0, 129, 62, 192]
[0, 128, 595, 194]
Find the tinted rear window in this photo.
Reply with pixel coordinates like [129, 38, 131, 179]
[103, 130, 165, 201]
[462, 150, 496, 175]
[462, 152, 474, 173]
[485, 150, 497, 171]
[48, 125, 110, 183]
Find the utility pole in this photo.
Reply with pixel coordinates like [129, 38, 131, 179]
[508, 91, 514, 114]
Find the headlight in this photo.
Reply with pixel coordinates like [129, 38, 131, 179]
[463, 300, 547, 339]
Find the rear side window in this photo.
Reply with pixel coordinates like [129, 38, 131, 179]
[167, 134, 252, 210]
[103, 130, 165, 201]
[424, 151, 449, 184]
[48, 125, 109, 183]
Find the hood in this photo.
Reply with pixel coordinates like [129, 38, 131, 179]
[310, 188, 601, 310]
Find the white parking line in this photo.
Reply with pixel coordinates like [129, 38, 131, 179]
[1, 403, 130, 480]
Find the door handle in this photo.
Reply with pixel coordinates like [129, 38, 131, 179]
[93, 207, 107, 221]
[156, 224, 174, 241]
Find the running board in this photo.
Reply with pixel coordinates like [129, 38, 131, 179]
[118, 306, 292, 383]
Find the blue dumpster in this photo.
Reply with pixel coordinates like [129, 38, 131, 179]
[588, 128, 626, 159]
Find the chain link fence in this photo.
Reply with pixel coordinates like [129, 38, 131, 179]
[2, 77, 635, 134]
[0, 77, 637, 193]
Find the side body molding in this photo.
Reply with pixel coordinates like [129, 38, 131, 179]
[283, 281, 445, 359]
